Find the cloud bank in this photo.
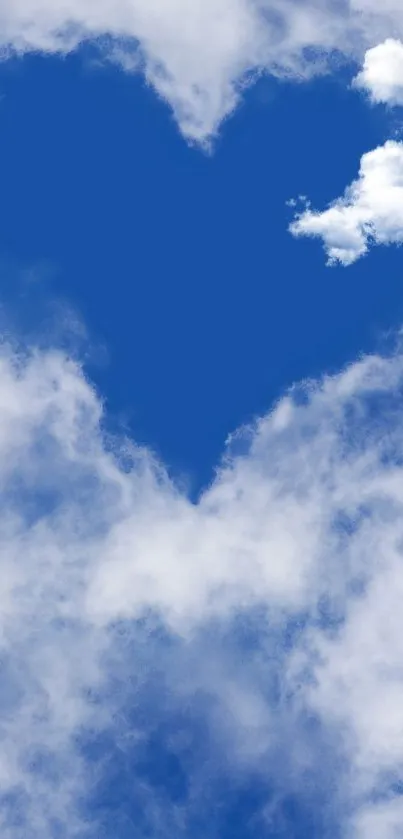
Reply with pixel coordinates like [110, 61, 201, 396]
[2, 0, 403, 141]
[1, 337, 403, 837]
[290, 140, 403, 264]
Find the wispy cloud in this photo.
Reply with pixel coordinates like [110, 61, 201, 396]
[1, 338, 403, 836]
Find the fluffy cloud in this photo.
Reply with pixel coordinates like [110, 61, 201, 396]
[289, 140, 403, 264]
[2, 337, 403, 837]
[2, 0, 403, 141]
[354, 38, 403, 106]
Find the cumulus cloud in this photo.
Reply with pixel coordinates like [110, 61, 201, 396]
[289, 140, 403, 264]
[1, 0, 403, 141]
[2, 337, 403, 837]
[354, 38, 403, 106]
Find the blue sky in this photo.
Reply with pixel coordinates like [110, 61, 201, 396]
[2, 5, 403, 839]
[0, 50, 401, 491]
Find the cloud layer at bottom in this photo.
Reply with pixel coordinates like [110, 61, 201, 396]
[1, 337, 403, 838]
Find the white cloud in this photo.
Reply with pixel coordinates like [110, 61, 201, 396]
[2, 337, 403, 836]
[354, 38, 403, 106]
[289, 140, 403, 264]
[2, 0, 403, 141]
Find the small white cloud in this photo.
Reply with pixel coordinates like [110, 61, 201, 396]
[289, 140, 403, 265]
[354, 39, 403, 106]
